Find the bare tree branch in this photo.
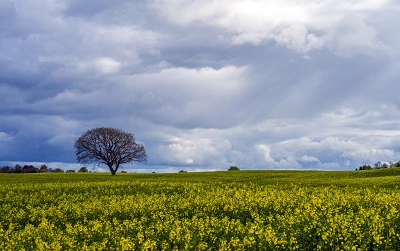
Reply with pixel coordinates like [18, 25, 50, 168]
[74, 127, 147, 175]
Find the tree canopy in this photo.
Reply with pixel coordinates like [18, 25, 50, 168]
[74, 127, 147, 175]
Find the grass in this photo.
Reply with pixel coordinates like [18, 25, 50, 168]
[1, 168, 400, 187]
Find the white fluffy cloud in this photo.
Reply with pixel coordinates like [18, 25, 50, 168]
[148, 112, 400, 170]
[153, 0, 392, 55]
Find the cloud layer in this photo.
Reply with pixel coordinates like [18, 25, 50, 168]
[1, 0, 400, 171]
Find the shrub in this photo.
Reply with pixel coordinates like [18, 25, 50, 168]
[78, 167, 88, 172]
[228, 166, 240, 171]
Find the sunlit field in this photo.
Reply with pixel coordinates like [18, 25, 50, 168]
[1, 169, 400, 250]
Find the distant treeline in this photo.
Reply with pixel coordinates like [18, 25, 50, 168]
[357, 161, 400, 171]
[0, 164, 89, 173]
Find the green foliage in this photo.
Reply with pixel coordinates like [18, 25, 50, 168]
[14, 164, 23, 173]
[0, 166, 11, 173]
[0, 164, 63, 173]
[228, 166, 240, 171]
[358, 160, 400, 170]
[78, 167, 88, 173]
[358, 165, 373, 170]
[390, 161, 400, 168]
[40, 164, 49, 172]
[1, 170, 400, 250]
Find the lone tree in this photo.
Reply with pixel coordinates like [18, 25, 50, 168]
[74, 127, 147, 175]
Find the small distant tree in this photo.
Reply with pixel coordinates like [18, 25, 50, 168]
[374, 161, 382, 169]
[358, 165, 372, 171]
[228, 166, 240, 171]
[392, 161, 400, 168]
[75, 127, 147, 175]
[40, 164, 49, 172]
[66, 170, 76, 173]
[14, 164, 23, 173]
[78, 167, 88, 172]
[0, 166, 11, 173]
[23, 165, 38, 173]
[53, 168, 64, 173]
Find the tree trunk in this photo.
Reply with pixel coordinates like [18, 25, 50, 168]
[114, 164, 120, 175]
[108, 164, 116, 175]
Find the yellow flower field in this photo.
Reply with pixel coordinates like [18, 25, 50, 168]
[1, 170, 400, 250]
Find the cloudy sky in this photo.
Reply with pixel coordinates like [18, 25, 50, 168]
[1, 0, 400, 172]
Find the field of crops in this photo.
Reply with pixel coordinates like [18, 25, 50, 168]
[1, 169, 400, 250]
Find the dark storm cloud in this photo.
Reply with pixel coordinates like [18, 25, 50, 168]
[0, 0, 399, 171]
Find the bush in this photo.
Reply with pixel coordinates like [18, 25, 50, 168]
[228, 166, 240, 171]
[0, 166, 11, 173]
[390, 161, 400, 168]
[78, 167, 88, 172]
[40, 164, 49, 172]
[358, 165, 372, 171]
[23, 165, 38, 173]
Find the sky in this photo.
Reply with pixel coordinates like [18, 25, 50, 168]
[1, 0, 400, 172]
